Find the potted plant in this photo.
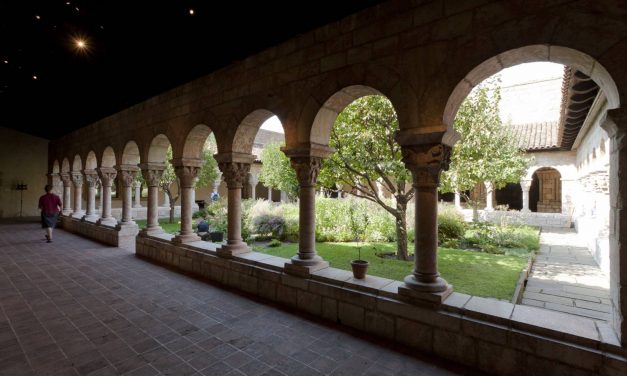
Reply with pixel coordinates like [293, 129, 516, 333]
[350, 246, 369, 279]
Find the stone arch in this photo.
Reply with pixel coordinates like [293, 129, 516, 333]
[72, 154, 83, 172]
[61, 158, 70, 173]
[121, 141, 141, 165]
[525, 165, 571, 181]
[146, 134, 171, 164]
[101, 146, 116, 168]
[52, 160, 60, 174]
[443, 45, 620, 142]
[231, 109, 279, 155]
[85, 151, 97, 170]
[182, 124, 212, 160]
[529, 167, 562, 213]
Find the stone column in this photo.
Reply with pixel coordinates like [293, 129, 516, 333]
[249, 172, 258, 200]
[215, 159, 253, 257]
[116, 165, 139, 227]
[268, 187, 273, 202]
[171, 158, 202, 244]
[97, 180, 103, 213]
[97, 167, 117, 226]
[139, 164, 165, 235]
[280, 190, 288, 203]
[211, 172, 222, 200]
[282, 145, 332, 276]
[133, 181, 142, 208]
[83, 170, 99, 221]
[60, 173, 73, 215]
[520, 179, 532, 213]
[454, 191, 462, 209]
[162, 190, 170, 208]
[398, 142, 452, 300]
[484, 181, 494, 211]
[71, 172, 85, 218]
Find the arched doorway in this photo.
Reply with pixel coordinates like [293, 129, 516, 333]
[530, 167, 562, 213]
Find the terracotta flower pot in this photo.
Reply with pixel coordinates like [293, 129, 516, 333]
[350, 260, 369, 279]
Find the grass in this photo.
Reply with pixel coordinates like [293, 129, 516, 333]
[135, 218, 183, 234]
[253, 242, 528, 300]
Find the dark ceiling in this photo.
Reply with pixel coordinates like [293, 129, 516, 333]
[0, 0, 384, 140]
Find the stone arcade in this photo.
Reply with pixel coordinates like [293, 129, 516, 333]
[43, 1, 627, 374]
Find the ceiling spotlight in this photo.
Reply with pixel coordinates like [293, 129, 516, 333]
[32, 75, 38, 80]
[3, 60, 7, 64]
[189, 9, 195, 15]
[76, 39, 86, 49]
[35, 15, 41, 20]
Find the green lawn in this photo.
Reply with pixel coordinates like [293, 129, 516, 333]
[135, 218, 182, 234]
[253, 242, 528, 300]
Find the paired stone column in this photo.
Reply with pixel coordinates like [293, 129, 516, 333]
[215, 154, 254, 257]
[60, 173, 73, 215]
[520, 179, 532, 213]
[171, 158, 202, 244]
[139, 163, 165, 235]
[97, 167, 117, 226]
[116, 165, 139, 227]
[133, 180, 142, 208]
[484, 181, 494, 211]
[249, 172, 258, 200]
[398, 141, 452, 301]
[454, 191, 462, 209]
[282, 145, 332, 276]
[83, 170, 99, 221]
[70, 172, 85, 218]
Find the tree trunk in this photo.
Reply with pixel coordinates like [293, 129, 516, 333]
[394, 200, 409, 261]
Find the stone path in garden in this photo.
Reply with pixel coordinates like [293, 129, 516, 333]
[521, 228, 611, 321]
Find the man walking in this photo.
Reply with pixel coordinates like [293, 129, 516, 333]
[39, 184, 62, 243]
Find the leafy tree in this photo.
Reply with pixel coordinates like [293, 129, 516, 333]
[195, 138, 219, 192]
[259, 142, 299, 200]
[440, 77, 530, 220]
[160, 147, 180, 224]
[319, 95, 413, 260]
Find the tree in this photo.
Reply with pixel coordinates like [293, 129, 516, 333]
[440, 77, 530, 220]
[319, 95, 413, 260]
[195, 138, 219, 192]
[259, 142, 299, 200]
[160, 147, 180, 224]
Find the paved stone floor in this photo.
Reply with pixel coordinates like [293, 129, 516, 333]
[521, 228, 611, 321]
[0, 222, 470, 376]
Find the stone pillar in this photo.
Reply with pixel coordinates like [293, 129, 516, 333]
[268, 187, 273, 202]
[116, 165, 139, 227]
[83, 170, 99, 221]
[454, 191, 462, 209]
[282, 145, 332, 276]
[60, 173, 73, 215]
[212, 172, 222, 200]
[96, 167, 117, 226]
[398, 141, 452, 302]
[139, 164, 165, 235]
[171, 159, 202, 244]
[601, 111, 627, 345]
[215, 155, 254, 257]
[520, 179, 532, 213]
[280, 190, 288, 203]
[162, 190, 170, 207]
[133, 181, 142, 208]
[97, 180, 103, 213]
[249, 172, 258, 200]
[70, 172, 85, 218]
[484, 181, 494, 211]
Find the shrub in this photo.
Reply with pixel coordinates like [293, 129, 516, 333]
[252, 214, 285, 239]
[437, 205, 466, 243]
[267, 238, 281, 247]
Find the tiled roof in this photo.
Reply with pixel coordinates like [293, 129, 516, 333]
[251, 129, 285, 159]
[508, 121, 560, 151]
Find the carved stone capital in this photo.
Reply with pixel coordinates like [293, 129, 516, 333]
[60, 172, 72, 187]
[218, 162, 251, 189]
[290, 156, 323, 187]
[139, 163, 165, 188]
[70, 172, 84, 187]
[520, 179, 532, 191]
[84, 170, 99, 188]
[97, 167, 117, 187]
[401, 143, 451, 189]
[116, 165, 139, 188]
[174, 165, 201, 188]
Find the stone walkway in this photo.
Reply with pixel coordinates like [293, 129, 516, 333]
[0, 222, 469, 376]
[521, 228, 611, 321]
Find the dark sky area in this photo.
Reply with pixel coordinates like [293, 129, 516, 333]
[0, 0, 383, 140]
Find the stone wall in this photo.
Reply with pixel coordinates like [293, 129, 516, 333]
[60, 216, 138, 251]
[135, 235, 626, 375]
[0, 127, 48, 218]
[461, 209, 571, 228]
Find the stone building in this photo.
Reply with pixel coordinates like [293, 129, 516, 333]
[3, 1, 627, 374]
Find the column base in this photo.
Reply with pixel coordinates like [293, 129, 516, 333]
[133, 205, 143, 208]
[97, 218, 118, 227]
[172, 233, 201, 244]
[284, 255, 329, 277]
[71, 211, 85, 219]
[116, 222, 138, 233]
[82, 214, 99, 223]
[140, 226, 164, 236]
[62, 210, 72, 216]
[398, 275, 453, 308]
[521, 208, 531, 213]
[216, 241, 250, 258]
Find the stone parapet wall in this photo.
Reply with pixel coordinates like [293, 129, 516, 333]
[461, 209, 571, 228]
[60, 216, 138, 251]
[136, 235, 626, 375]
